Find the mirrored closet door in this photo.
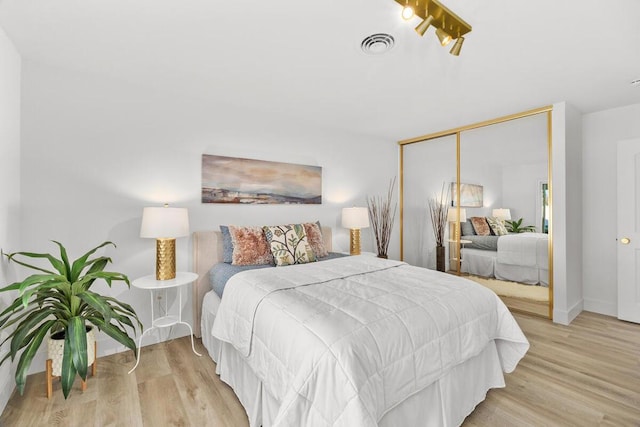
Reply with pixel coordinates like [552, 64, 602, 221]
[401, 135, 456, 270]
[400, 107, 553, 318]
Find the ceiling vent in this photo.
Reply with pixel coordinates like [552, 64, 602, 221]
[361, 33, 395, 55]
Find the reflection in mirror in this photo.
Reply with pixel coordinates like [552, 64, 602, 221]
[540, 182, 549, 233]
[459, 113, 550, 317]
[402, 135, 456, 270]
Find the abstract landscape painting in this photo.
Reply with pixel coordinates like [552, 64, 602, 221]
[202, 154, 322, 204]
[451, 182, 483, 207]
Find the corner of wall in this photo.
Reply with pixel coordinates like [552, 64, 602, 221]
[550, 101, 584, 325]
[0, 22, 22, 415]
[553, 298, 584, 325]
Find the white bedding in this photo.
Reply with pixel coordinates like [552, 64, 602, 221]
[497, 233, 548, 268]
[212, 255, 529, 427]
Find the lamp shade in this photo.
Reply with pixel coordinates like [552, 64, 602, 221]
[140, 207, 189, 238]
[342, 207, 370, 229]
[492, 208, 512, 221]
[447, 208, 467, 223]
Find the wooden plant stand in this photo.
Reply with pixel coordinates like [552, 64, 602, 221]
[45, 341, 97, 398]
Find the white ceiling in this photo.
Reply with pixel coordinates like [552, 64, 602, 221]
[1, 0, 639, 141]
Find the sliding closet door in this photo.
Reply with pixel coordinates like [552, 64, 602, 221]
[402, 135, 456, 269]
[459, 114, 550, 316]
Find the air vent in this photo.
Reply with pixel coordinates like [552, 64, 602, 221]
[361, 33, 395, 55]
[631, 78, 640, 87]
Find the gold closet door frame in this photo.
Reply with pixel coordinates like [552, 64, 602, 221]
[398, 105, 554, 319]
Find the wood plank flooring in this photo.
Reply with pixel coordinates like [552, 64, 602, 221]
[2, 311, 639, 426]
[499, 294, 550, 318]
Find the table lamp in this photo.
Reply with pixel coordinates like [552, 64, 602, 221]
[342, 207, 370, 255]
[447, 208, 467, 241]
[492, 208, 512, 223]
[140, 205, 189, 280]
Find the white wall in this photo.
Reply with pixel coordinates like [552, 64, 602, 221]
[402, 136, 457, 268]
[502, 163, 547, 230]
[19, 61, 398, 371]
[551, 102, 583, 324]
[0, 24, 21, 414]
[460, 113, 547, 223]
[582, 102, 640, 316]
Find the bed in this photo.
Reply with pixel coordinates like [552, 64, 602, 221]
[460, 232, 549, 286]
[193, 226, 529, 427]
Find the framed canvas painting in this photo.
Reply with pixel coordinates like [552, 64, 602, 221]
[451, 182, 483, 207]
[202, 154, 322, 204]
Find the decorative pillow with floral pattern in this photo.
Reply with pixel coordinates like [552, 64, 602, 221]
[263, 224, 317, 266]
[229, 226, 274, 266]
[486, 216, 509, 236]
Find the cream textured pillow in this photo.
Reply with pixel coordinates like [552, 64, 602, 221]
[263, 224, 317, 266]
[303, 222, 329, 258]
[229, 226, 274, 266]
[486, 216, 509, 236]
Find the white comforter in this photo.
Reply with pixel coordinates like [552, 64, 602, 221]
[497, 232, 548, 268]
[212, 256, 529, 427]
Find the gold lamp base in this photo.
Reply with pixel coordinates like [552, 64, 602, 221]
[349, 228, 362, 256]
[156, 238, 176, 280]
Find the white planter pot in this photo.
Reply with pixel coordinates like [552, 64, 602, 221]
[47, 327, 96, 377]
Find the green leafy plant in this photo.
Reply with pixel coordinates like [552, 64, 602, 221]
[504, 218, 536, 233]
[0, 241, 142, 398]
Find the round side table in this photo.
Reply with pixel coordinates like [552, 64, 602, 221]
[128, 272, 201, 374]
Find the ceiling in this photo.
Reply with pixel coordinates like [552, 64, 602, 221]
[1, 0, 639, 141]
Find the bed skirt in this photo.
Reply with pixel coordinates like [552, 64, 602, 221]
[461, 248, 549, 286]
[201, 290, 507, 427]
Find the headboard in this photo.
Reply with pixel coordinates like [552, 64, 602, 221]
[192, 227, 333, 337]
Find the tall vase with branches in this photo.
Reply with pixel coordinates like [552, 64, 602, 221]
[428, 183, 450, 271]
[366, 178, 397, 259]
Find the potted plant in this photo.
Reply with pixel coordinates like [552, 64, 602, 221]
[505, 218, 537, 233]
[366, 178, 397, 258]
[0, 241, 142, 398]
[428, 184, 449, 271]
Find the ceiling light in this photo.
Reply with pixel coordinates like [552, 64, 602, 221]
[436, 28, 452, 46]
[449, 36, 464, 56]
[392, 0, 471, 56]
[401, 5, 415, 20]
[401, 0, 415, 20]
[415, 15, 434, 36]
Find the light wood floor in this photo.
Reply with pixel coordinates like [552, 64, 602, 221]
[2, 311, 639, 426]
[500, 294, 550, 318]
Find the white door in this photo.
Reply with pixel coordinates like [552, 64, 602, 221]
[617, 138, 640, 323]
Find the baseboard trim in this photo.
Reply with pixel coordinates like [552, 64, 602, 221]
[553, 299, 583, 325]
[26, 328, 191, 374]
[0, 379, 14, 416]
[583, 298, 617, 317]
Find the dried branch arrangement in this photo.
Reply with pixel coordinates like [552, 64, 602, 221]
[367, 178, 397, 258]
[428, 183, 450, 247]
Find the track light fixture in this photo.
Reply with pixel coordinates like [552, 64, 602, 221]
[401, 0, 415, 20]
[435, 28, 452, 46]
[393, 0, 471, 56]
[414, 15, 434, 36]
[449, 36, 464, 56]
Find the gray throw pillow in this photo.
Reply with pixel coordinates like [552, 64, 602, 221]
[460, 221, 476, 236]
[220, 225, 233, 263]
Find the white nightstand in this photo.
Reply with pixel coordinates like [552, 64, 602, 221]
[128, 272, 202, 374]
[448, 239, 473, 266]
